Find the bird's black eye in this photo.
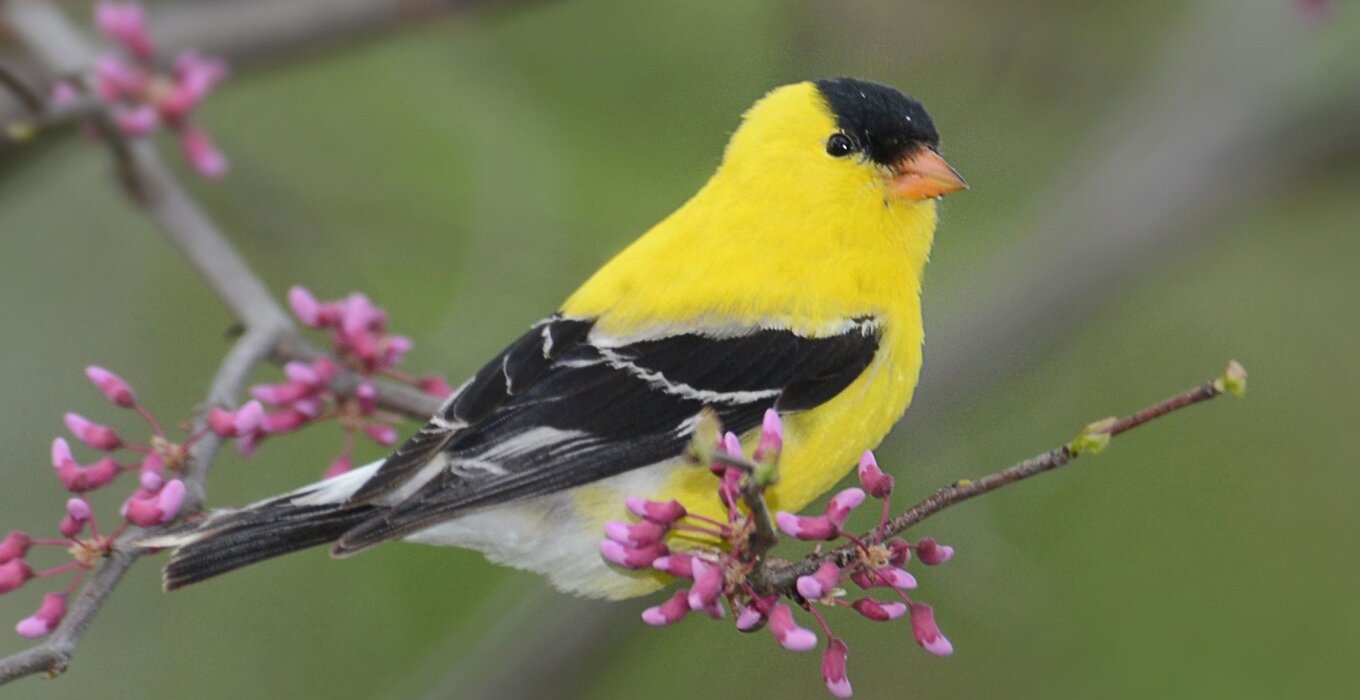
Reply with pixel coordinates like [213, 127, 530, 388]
[825, 133, 856, 158]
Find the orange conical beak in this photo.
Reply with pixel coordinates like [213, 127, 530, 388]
[890, 147, 968, 201]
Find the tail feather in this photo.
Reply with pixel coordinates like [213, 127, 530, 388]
[161, 502, 376, 591]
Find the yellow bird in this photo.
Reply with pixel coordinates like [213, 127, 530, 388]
[155, 77, 967, 599]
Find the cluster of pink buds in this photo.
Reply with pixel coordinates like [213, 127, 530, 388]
[209, 286, 451, 477]
[49, 2, 229, 177]
[603, 410, 955, 697]
[2, 367, 191, 638]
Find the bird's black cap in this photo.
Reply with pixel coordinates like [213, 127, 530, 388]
[814, 77, 939, 167]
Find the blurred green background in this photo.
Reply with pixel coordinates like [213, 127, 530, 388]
[2, 0, 1358, 698]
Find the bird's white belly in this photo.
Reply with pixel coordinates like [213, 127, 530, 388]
[400, 464, 674, 599]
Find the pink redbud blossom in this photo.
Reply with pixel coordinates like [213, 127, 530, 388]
[288, 286, 328, 327]
[94, 1, 153, 59]
[735, 604, 767, 632]
[825, 488, 865, 527]
[625, 498, 687, 525]
[251, 380, 314, 405]
[753, 408, 783, 462]
[15, 593, 67, 638]
[364, 424, 398, 447]
[599, 540, 666, 570]
[92, 55, 141, 100]
[51, 439, 119, 493]
[124, 479, 185, 527]
[768, 603, 817, 652]
[796, 562, 842, 600]
[262, 409, 310, 434]
[284, 361, 321, 387]
[910, 603, 954, 656]
[0, 560, 33, 594]
[0, 532, 30, 564]
[651, 552, 694, 579]
[851, 567, 916, 591]
[179, 126, 227, 177]
[641, 589, 691, 627]
[139, 468, 164, 492]
[324, 454, 353, 478]
[720, 431, 742, 458]
[687, 558, 724, 611]
[822, 638, 853, 698]
[85, 366, 136, 407]
[916, 537, 955, 566]
[356, 382, 377, 415]
[698, 596, 725, 620]
[886, 538, 912, 567]
[382, 336, 414, 366]
[59, 498, 92, 538]
[857, 450, 893, 498]
[850, 597, 908, 622]
[775, 512, 839, 541]
[419, 376, 454, 398]
[605, 520, 667, 548]
[63, 412, 123, 450]
[114, 104, 160, 136]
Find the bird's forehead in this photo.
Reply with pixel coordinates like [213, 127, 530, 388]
[813, 78, 939, 166]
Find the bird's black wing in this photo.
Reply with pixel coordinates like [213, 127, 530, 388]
[336, 316, 881, 554]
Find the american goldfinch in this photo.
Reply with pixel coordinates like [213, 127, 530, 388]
[156, 78, 966, 599]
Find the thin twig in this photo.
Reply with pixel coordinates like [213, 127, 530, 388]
[756, 364, 1243, 594]
[0, 328, 280, 684]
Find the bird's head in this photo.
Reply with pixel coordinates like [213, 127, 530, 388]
[717, 77, 966, 215]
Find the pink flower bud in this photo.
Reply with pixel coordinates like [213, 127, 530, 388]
[775, 512, 838, 541]
[735, 604, 767, 632]
[173, 52, 227, 99]
[251, 380, 313, 406]
[851, 567, 916, 591]
[698, 596, 725, 620]
[292, 396, 325, 419]
[419, 376, 453, 398]
[916, 537, 954, 566]
[95, 1, 153, 59]
[15, 592, 67, 638]
[0, 560, 33, 594]
[886, 537, 912, 567]
[753, 409, 783, 462]
[0, 532, 30, 564]
[208, 407, 239, 436]
[857, 450, 893, 498]
[283, 361, 321, 387]
[52, 439, 120, 493]
[850, 597, 907, 622]
[64, 413, 123, 450]
[825, 488, 866, 527]
[139, 468, 164, 492]
[768, 603, 817, 652]
[179, 126, 227, 178]
[604, 520, 667, 548]
[910, 603, 953, 656]
[796, 562, 842, 600]
[310, 357, 340, 384]
[67, 498, 92, 522]
[288, 286, 326, 328]
[49, 81, 79, 107]
[356, 382, 377, 415]
[599, 540, 666, 570]
[640, 589, 691, 627]
[262, 409, 310, 434]
[381, 335, 413, 368]
[114, 104, 160, 136]
[85, 366, 136, 407]
[720, 431, 742, 458]
[324, 454, 353, 478]
[92, 54, 137, 100]
[61, 498, 94, 538]
[625, 498, 687, 525]
[364, 424, 398, 447]
[822, 638, 852, 698]
[236, 430, 262, 456]
[234, 400, 265, 435]
[124, 479, 185, 527]
[687, 558, 724, 611]
[651, 552, 694, 579]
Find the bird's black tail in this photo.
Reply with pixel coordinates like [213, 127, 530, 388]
[155, 500, 378, 591]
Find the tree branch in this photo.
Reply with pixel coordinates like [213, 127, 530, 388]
[757, 362, 1246, 594]
[0, 326, 280, 684]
